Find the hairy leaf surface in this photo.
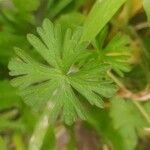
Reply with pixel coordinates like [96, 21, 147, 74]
[8, 19, 117, 125]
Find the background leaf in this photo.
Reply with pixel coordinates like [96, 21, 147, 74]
[81, 0, 127, 42]
[110, 97, 149, 150]
[12, 0, 40, 12]
[143, 0, 150, 24]
[41, 126, 56, 150]
[0, 137, 7, 150]
[0, 80, 21, 110]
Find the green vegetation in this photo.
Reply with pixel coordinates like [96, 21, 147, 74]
[0, 0, 150, 149]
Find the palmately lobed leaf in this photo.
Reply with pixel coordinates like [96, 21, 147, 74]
[110, 97, 148, 150]
[93, 27, 131, 77]
[103, 33, 131, 76]
[8, 19, 117, 125]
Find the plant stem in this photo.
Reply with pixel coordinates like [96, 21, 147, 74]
[108, 71, 150, 125]
[107, 70, 125, 89]
[28, 102, 52, 150]
[132, 100, 150, 124]
[13, 133, 26, 150]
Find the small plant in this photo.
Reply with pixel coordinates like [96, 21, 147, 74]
[9, 18, 118, 125]
[0, 0, 150, 149]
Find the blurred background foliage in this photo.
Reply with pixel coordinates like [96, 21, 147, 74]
[0, 0, 150, 149]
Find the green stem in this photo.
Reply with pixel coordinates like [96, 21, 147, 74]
[13, 133, 26, 150]
[132, 100, 150, 124]
[107, 70, 125, 89]
[28, 102, 52, 150]
[108, 71, 150, 125]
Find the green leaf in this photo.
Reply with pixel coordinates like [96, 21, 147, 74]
[110, 97, 148, 150]
[13, 134, 26, 150]
[57, 12, 85, 32]
[144, 102, 150, 114]
[87, 108, 125, 150]
[73, 0, 87, 10]
[93, 31, 131, 76]
[0, 119, 25, 132]
[8, 19, 116, 125]
[103, 33, 131, 76]
[12, 0, 39, 12]
[81, 0, 127, 42]
[47, 0, 73, 18]
[0, 80, 21, 110]
[143, 0, 150, 24]
[0, 32, 27, 65]
[41, 126, 56, 150]
[92, 25, 109, 50]
[0, 137, 7, 150]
